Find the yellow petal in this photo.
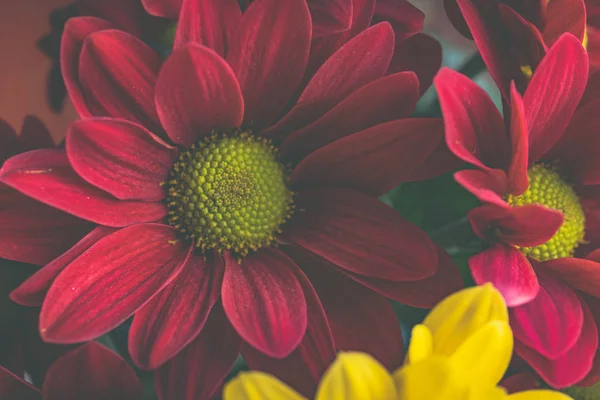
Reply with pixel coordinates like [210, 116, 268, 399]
[450, 320, 513, 389]
[423, 283, 508, 357]
[393, 356, 468, 400]
[508, 390, 574, 400]
[316, 352, 397, 400]
[408, 324, 433, 364]
[223, 371, 306, 400]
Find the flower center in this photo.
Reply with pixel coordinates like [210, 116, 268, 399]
[166, 131, 294, 257]
[505, 163, 585, 261]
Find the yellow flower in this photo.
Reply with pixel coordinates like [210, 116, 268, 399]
[223, 284, 573, 400]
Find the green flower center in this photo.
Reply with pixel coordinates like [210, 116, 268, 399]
[505, 163, 585, 261]
[166, 131, 294, 257]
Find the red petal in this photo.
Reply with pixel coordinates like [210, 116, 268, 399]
[43, 343, 143, 400]
[524, 33, 588, 162]
[40, 224, 192, 343]
[309, 0, 353, 37]
[0, 149, 167, 227]
[506, 83, 529, 195]
[515, 299, 597, 388]
[67, 118, 175, 202]
[227, 0, 311, 129]
[19, 116, 54, 152]
[469, 244, 539, 307]
[61, 17, 114, 118]
[372, 0, 424, 42]
[404, 136, 463, 182]
[549, 99, 600, 185]
[468, 203, 563, 247]
[155, 304, 241, 400]
[11, 226, 117, 307]
[75, 0, 150, 37]
[264, 22, 394, 141]
[286, 188, 437, 281]
[543, 0, 586, 46]
[319, 245, 462, 309]
[222, 249, 307, 358]
[389, 33, 442, 94]
[155, 43, 244, 146]
[129, 253, 224, 369]
[510, 271, 584, 359]
[280, 71, 419, 162]
[543, 257, 600, 298]
[173, 0, 241, 55]
[292, 249, 403, 369]
[434, 67, 509, 170]
[290, 118, 443, 197]
[79, 30, 163, 134]
[0, 185, 93, 265]
[142, 0, 182, 19]
[454, 0, 513, 98]
[454, 169, 508, 208]
[0, 367, 41, 400]
[242, 255, 336, 397]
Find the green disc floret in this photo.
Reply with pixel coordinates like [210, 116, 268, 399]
[505, 163, 585, 261]
[167, 131, 294, 257]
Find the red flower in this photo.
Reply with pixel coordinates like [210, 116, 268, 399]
[0, 342, 143, 400]
[434, 33, 600, 388]
[444, 0, 586, 97]
[3, 0, 460, 397]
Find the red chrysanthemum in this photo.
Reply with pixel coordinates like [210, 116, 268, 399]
[0, 342, 143, 400]
[2, 0, 461, 397]
[435, 33, 600, 388]
[444, 0, 586, 97]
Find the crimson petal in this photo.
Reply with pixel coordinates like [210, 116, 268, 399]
[142, 0, 182, 19]
[515, 299, 597, 388]
[434, 67, 509, 170]
[263, 22, 394, 141]
[79, 30, 163, 134]
[40, 224, 192, 343]
[454, 169, 508, 208]
[0, 149, 167, 227]
[242, 254, 336, 397]
[280, 71, 419, 162]
[507, 83, 530, 195]
[525, 33, 588, 163]
[43, 343, 143, 400]
[155, 304, 241, 400]
[0, 185, 93, 265]
[469, 244, 539, 307]
[543, 257, 600, 298]
[173, 0, 241, 55]
[129, 253, 224, 369]
[510, 271, 584, 359]
[10, 226, 117, 307]
[290, 118, 442, 197]
[468, 203, 563, 248]
[61, 17, 114, 119]
[222, 249, 307, 358]
[309, 0, 353, 37]
[293, 249, 403, 369]
[226, 0, 311, 128]
[0, 367, 41, 400]
[389, 33, 442, 94]
[345, 245, 464, 308]
[155, 43, 244, 146]
[67, 118, 175, 202]
[285, 188, 437, 281]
